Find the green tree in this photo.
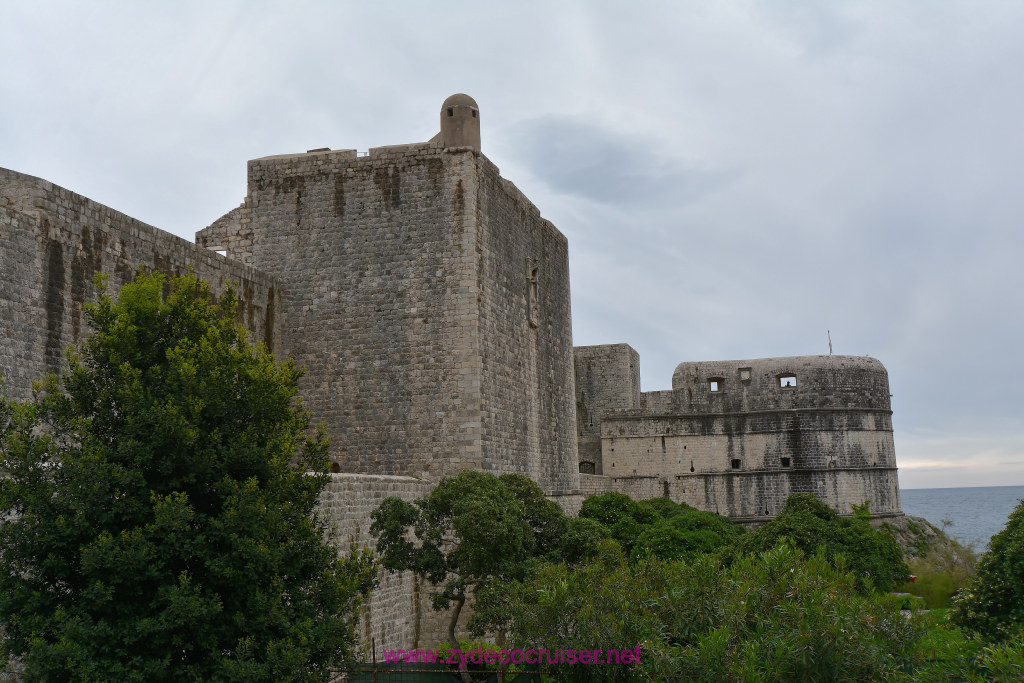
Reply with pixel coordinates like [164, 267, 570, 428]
[951, 497, 1024, 642]
[484, 544, 919, 682]
[370, 471, 565, 653]
[0, 272, 375, 682]
[735, 493, 910, 592]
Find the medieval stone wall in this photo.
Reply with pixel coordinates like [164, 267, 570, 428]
[199, 143, 483, 480]
[0, 168, 280, 403]
[475, 157, 578, 495]
[577, 349, 901, 522]
[316, 474, 466, 654]
[574, 344, 641, 474]
[198, 144, 579, 496]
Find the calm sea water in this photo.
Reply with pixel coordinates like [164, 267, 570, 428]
[899, 485, 1024, 551]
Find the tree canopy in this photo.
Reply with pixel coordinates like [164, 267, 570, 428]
[735, 493, 909, 592]
[370, 470, 567, 651]
[0, 272, 375, 682]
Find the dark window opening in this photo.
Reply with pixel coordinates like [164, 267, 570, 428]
[780, 457, 791, 468]
[778, 373, 797, 388]
[690, 460, 695, 472]
[731, 459, 741, 470]
[471, 110, 477, 118]
[579, 461, 596, 474]
[661, 436, 666, 453]
[447, 107, 454, 117]
[329, 462, 341, 473]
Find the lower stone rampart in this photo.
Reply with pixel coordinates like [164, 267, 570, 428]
[316, 473, 467, 654]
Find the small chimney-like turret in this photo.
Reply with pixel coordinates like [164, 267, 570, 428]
[439, 93, 480, 151]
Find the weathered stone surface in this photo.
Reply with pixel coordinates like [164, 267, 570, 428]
[576, 351, 901, 523]
[0, 95, 905, 657]
[0, 167, 280, 404]
[196, 140, 579, 497]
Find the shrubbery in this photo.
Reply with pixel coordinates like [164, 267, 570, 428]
[477, 543, 918, 682]
[735, 493, 910, 592]
[578, 492, 742, 560]
[951, 497, 1024, 642]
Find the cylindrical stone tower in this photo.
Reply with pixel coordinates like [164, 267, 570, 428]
[439, 93, 480, 151]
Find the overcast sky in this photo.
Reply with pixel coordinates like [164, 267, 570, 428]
[4, 1, 1023, 489]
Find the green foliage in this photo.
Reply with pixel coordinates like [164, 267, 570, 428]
[896, 610, 1024, 682]
[370, 470, 565, 648]
[902, 542, 977, 609]
[951, 497, 1024, 642]
[484, 542, 919, 681]
[559, 517, 611, 565]
[631, 505, 744, 562]
[0, 272, 375, 681]
[579, 491, 648, 527]
[735, 493, 910, 592]
[580, 493, 742, 559]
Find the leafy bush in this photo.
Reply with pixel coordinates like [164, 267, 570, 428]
[560, 517, 611, 564]
[951, 497, 1024, 641]
[580, 493, 743, 560]
[735, 493, 910, 592]
[371, 470, 568, 651]
[482, 543, 919, 681]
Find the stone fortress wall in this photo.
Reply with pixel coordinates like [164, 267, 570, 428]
[575, 345, 902, 523]
[197, 129, 578, 497]
[0, 94, 903, 652]
[0, 167, 280, 404]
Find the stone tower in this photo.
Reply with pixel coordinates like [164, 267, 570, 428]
[438, 93, 481, 151]
[198, 95, 580, 500]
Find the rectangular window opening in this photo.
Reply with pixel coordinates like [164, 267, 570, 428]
[731, 459, 741, 470]
[778, 374, 797, 388]
[708, 379, 720, 392]
[781, 457, 791, 468]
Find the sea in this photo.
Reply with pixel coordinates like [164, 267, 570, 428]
[899, 485, 1024, 552]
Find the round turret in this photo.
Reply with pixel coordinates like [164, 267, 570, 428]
[439, 93, 480, 151]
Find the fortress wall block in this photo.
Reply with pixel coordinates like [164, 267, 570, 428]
[574, 344, 641, 474]
[198, 132, 579, 495]
[587, 354, 901, 522]
[476, 157, 578, 495]
[0, 168, 280, 403]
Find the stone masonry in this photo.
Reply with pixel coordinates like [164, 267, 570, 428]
[575, 347, 901, 523]
[0, 94, 903, 652]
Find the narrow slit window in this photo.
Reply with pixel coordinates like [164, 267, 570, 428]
[447, 107, 454, 117]
[778, 373, 797, 388]
[527, 264, 540, 327]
